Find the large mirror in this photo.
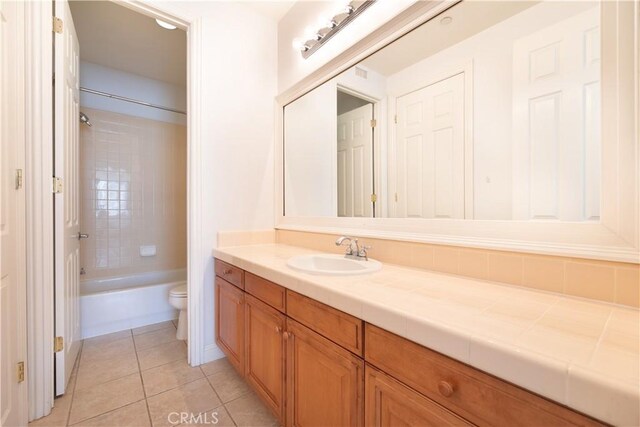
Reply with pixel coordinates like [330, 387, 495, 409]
[284, 0, 603, 221]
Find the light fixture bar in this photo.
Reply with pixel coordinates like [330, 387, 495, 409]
[301, 0, 376, 59]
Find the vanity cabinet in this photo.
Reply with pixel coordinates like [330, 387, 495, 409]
[286, 318, 364, 427]
[214, 258, 604, 427]
[245, 293, 286, 422]
[215, 276, 245, 375]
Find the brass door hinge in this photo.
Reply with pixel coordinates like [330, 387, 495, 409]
[370, 119, 377, 128]
[370, 194, 377, 203]
[17, 362, 25, 383]
[54, 336, 64, 352]
[52, 177, 63, 193]
[53, 16, 63, 34]
[15, 169, 23, 190]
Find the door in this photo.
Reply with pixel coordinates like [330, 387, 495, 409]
[365, 366, 471, 427]
[245, 294, 285, 423]
[337, 103, 374, 217]
[512, 6, 600, 221]
[394, 73, 465, 219]
[0, 0, 28, 424]
[286, 319, 363, 427]
[215, 277, 245, 375]
[54, 0, 82, 396]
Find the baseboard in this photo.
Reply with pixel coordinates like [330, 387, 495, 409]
[203, 343, 225, 364]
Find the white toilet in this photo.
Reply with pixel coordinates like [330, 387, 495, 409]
[169, 283, 188, 340]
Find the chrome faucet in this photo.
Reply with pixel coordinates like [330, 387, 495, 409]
[335, 236, 371, 261]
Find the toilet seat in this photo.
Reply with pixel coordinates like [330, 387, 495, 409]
[169, 283, 187, 297]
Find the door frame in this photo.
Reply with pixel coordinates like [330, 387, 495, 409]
[387, 61, 474, 219]
[24, 0, 205, 420]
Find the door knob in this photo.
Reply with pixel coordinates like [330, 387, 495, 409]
[77, 232, 89, 240]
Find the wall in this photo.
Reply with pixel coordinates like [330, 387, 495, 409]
[80, 61, 186, 125]
[79, 108, 187, 280]
[278, 0, 418, 92]
[145, 1, 278, 362]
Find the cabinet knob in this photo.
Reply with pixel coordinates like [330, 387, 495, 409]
[438, 380, 455, 397]
[223, 269, 232, 275]
[275, 326, 282, 333]
[283, 331, 291, 340]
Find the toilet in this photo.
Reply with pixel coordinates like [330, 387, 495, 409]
[169, 283, 188, 340]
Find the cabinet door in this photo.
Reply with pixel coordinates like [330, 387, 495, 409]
[365, 365, 472, 427]
[215, 277, 245, 375]
[245, 294, 286, 423]
[286, 319, 364, 427]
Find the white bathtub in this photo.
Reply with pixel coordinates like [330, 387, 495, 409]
[80, 269, 185, 339]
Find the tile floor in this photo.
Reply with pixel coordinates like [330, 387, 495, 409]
[29, 321, 278, 427]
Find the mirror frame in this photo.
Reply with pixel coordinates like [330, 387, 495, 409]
[275, 0, 639, 263]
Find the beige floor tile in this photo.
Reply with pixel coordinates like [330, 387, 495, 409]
[133, 321, 176, 336]
[138, 341, 187, 371]
[72, 400, 150, 427]
[141, 359, 204, 397]
[134, 328, 179, 352]
[29, 393, 74, 427]
[76, 351, 139, 391]
[68, 373, 145, 425]
[81, 336, 136, 363]
[225, 393, 278, 427]
[83, 330, 132, 348]
[206, 367, 251, 403]
[200, 358, 233, 377]
[147, 378, 221, 426]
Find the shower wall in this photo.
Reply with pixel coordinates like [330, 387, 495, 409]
[79, 107, 187, 280]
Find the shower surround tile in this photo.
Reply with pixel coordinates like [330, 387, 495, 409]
[79, 108, 187, 280]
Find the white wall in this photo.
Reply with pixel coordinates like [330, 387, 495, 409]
[146, 1, 277, 362]
[278, 0, 417, 93]
[80, 61, 186, 125]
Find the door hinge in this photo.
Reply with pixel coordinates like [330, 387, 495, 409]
[394, 115, 398, 124]
[52, 177, 63, 193]
[15, 169, 23, 190]
[54, 336, 64, 352]
[370, 119, 377, 128]
[53, 16, 63, 34]
[17, 362, 25, 383]
[370, 194, 377, 203]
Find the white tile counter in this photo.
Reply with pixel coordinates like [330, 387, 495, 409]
[213, 244, 640, 426]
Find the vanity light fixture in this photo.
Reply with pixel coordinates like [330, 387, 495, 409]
[155, 18, 177, 30]
[296, 0, 376, 58]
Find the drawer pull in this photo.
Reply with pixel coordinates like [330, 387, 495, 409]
[223, 269, 233, 275]
[438, 380, 455, 397]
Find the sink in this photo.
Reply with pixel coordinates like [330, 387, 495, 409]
[287, 254, 382, 276]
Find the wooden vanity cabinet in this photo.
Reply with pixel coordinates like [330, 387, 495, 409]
[244, 294, 286, 423]
[215, 276, 245, 375]
[365, 365, 472, 427]
[286, 318, 364, 427]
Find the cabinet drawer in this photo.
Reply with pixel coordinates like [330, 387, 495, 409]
[215, 259, 244, 289]
[245, 272, 286, 313]
[365, 324, 603, 427]
[286, 290, 363, 356]
[365, 364, 472, 427]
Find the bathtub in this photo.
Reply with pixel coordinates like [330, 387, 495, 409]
[80, 269, 185, 339]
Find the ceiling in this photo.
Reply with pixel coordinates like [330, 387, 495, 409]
[69, 1, 187, 86]
[244, 1, 296, 22]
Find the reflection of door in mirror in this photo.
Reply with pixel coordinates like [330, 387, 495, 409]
[337, 92, 374, 218]
[394, 73, 465, 219]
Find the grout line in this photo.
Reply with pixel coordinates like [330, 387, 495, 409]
[66, 399, 147, 427]
[64, 342, 84, 427]
[131, 328, 154, 425]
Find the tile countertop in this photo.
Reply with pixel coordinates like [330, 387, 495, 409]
[213, 244, 640, 426]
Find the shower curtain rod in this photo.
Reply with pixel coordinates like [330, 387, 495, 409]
[80, 87, 187, 115]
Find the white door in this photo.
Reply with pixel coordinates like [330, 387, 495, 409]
[512, 7, 600, 221]
[0, 0, 28, 425]
[337, 104, 374, 217]
[394, 73, 465, 219]
[54, 0, 82, 396]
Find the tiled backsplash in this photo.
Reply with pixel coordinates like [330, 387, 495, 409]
[80, 108, 186, 280]
[275, 230, 640, 308]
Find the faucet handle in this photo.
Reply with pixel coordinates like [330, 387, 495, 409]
[358, 244, 371, 259]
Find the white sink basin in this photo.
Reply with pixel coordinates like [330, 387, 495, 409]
[287, 254, 382, 276]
